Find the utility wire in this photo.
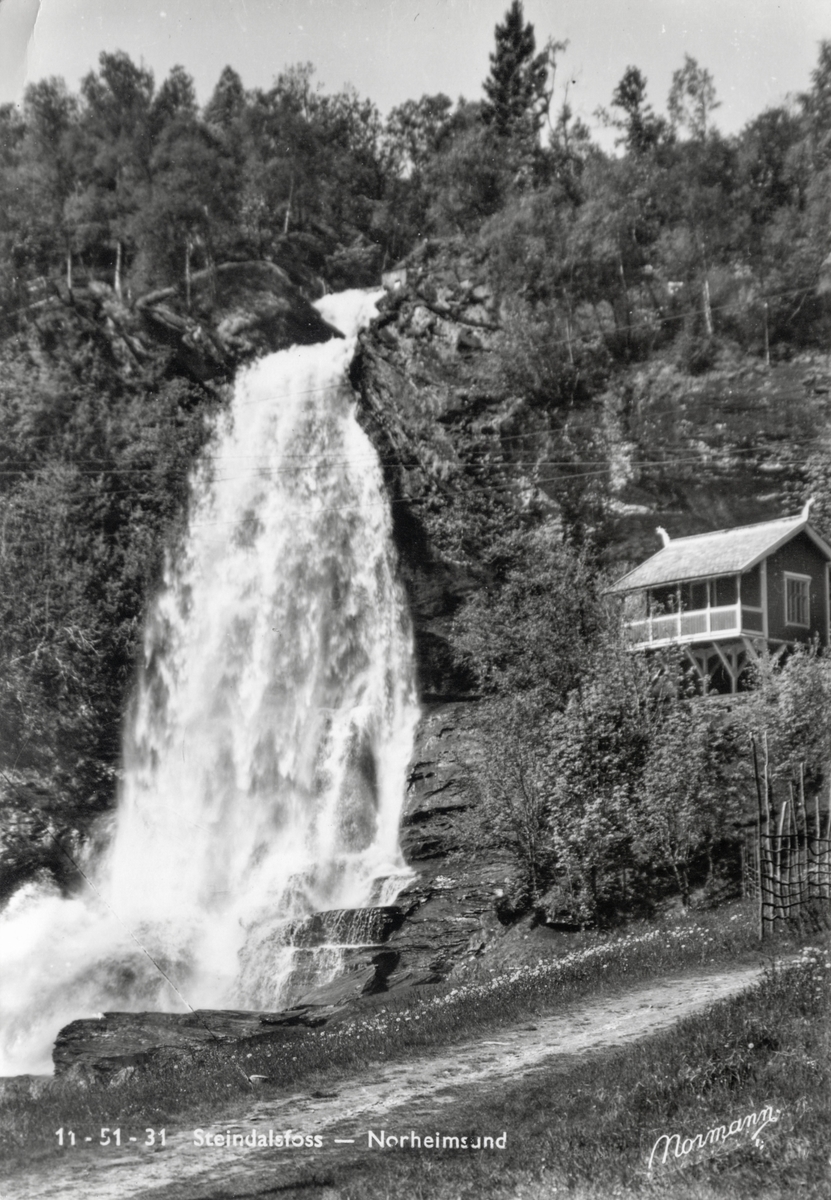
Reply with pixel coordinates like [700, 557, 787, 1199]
[0, 456, 812, 522]
[0, 440, 820, 481]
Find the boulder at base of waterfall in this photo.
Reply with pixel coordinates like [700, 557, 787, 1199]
[52, 1006, 344, 1085]
[51, 953, 403, 1083]
[294, 950, 401, 1006]
[373, 700, 515, 986]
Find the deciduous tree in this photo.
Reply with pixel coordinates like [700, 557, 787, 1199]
[667, 54, 720, 141]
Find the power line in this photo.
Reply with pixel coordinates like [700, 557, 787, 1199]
[0, 437, 821, 480]
[0, 453, 812, 522]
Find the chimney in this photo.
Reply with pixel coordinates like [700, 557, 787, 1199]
[656, 526, 670, 547]
[801, 497, 815, 521]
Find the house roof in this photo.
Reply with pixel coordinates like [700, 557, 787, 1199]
[608, 511, 831, 594]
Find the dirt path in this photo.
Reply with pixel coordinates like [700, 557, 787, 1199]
[4, 961, 769, 1200]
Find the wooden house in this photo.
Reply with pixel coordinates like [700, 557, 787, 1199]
[607, 501, 831, 692]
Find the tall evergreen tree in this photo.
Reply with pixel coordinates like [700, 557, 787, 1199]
[609, 66, 667, 154]
[203, 65, 246, 131]
[481, 1, 550, 142]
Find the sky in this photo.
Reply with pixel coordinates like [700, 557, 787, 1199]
[0, 0, 828, 148]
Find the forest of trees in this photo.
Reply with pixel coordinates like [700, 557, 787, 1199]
[1, 7, 830, 342]
[2, 1, 831, 908]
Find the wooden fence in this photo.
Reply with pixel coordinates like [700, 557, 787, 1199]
[744, 736, 831, 936]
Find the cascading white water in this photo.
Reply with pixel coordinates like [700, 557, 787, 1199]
[0, 289, 419, 1075]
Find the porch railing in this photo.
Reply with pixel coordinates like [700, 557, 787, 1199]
[625, 602, 744, 647]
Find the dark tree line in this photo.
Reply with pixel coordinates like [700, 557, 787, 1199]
[0, 54, 400, 302]
[2, 10, 831, 353]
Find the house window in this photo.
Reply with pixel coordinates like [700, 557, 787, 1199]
[785, 573, 810, 627]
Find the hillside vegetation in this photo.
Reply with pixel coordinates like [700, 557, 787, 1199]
[2, 3, 831, 923]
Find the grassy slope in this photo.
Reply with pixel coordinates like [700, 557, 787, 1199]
[317, 944, 831, 1200]
[2, 903, 828, 1195]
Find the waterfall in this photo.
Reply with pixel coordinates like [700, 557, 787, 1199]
[0, 289, 419, 1075]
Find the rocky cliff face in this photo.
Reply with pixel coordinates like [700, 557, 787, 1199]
[60, 259, 343, 384]
[12, 258, 340, 391]
[352, 257, 506, 700]
[355, 247, 831, 612]
[135, 260, 341, 378]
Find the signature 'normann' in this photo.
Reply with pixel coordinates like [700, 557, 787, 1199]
[648, 1105, 781, 1169]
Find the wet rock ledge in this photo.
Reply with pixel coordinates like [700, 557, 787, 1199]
[49, 702, 513, 1085]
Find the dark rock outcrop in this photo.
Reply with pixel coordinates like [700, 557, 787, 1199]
[352, 254, 509, 699]
[294, 949, 401, 1006]
[52, 1006, 340, 1084]
[381, 702, 513, 986]
[286, 906, 406, 948]
[136, 260, 341, 378]
[27, 258, 342, 389]
[52, 941, 410, 1081]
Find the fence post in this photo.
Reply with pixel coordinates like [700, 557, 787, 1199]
[775, 801, 788, 926]
[788, 790, 799, 915]
[764, 735, 776, 932]
[813, 787, 822, 901]
[751, 736, 768, 938]
[798, 767, 809, 909]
